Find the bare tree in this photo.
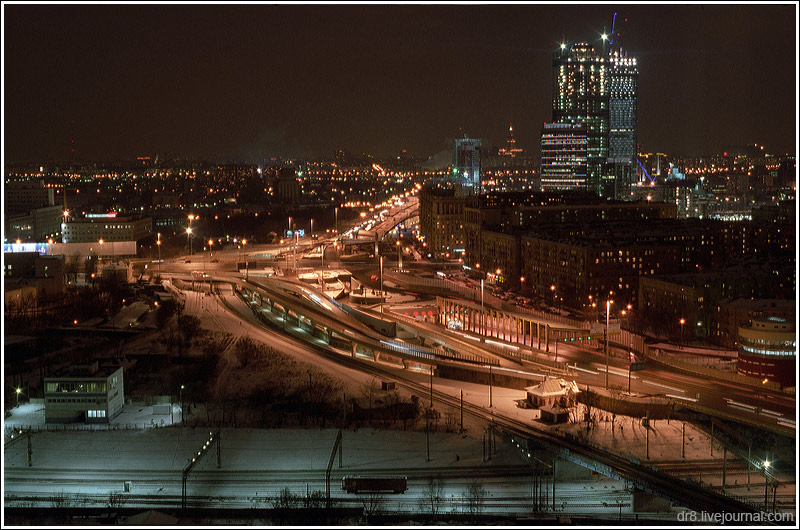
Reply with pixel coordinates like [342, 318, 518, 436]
[583, 390, 596, 432]
[464, 479, 487, 517]
[419, 476, 445, 516]
[608, 389, 625, 436]
[178, 315, 201, 345]
[65, 252, 81, 284]
[303, 489, 326, 509]
[85, 253, 99, 283]
[271, 487, 299, 509]
[360, 379, 379, 425]
[107, 491, 123, 509]
[234, 336, 260, 367]
[359, 492, 385, 516]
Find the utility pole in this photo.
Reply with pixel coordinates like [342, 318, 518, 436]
[722, 447, 727, 490]
[488, 365, 493, 408]
[552, 458, 556, 512]
[429, 366, 434, 407]
[682, 422, 685, 458]
[460, 390, 463, 432]
[425, 410, 430, 462]
[747, 445, 751, 490]
[628, 363, 632, 393]
[645, 411, 649, 460]
[605, 299, 611, 389]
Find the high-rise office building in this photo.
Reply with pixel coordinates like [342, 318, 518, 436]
[607, 48, 638, 198]
[540, 123, 588, 190]
[551, 42, 608, 194]
[453, 138, 482, 195]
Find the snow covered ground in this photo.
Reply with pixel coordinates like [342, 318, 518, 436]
[6, 284, 792, 517]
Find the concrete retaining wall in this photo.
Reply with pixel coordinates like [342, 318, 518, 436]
[437, 364, 544, 390]
[642, 347, 782, 392]
[577, 388, 673, 420]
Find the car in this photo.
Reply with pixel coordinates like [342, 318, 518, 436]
[185, 259, 191, 263]
[211, 258, 219, 263]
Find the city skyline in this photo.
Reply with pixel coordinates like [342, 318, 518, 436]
[3, 2, 797, 164]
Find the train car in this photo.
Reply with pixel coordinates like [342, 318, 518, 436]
[342, 476, 407, 494]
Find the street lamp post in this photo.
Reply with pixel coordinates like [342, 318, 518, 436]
[764, 460, 770, 511]
[605, 299, 613, 389]
[379, 255, 384, 316]
[310, 218, 313, 239]
[243, 239, 248, 280]
[180, 384, 185, 423]
[335, 207, 339, 234]
[550, 284, 556, 310]
[15, 387, 21, 407]
[188, 215, 195, 255]
[157, 233, 161, 273]
[679, 318, 686, 350]
[396, 240, 402, 271]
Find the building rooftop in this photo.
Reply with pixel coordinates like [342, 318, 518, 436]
[45, 361, 123, 379]
[719, 298, 796, 312]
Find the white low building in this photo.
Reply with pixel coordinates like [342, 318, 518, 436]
[44, 361, 124, 424]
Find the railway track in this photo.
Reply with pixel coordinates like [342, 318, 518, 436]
[220, 293, 767, 515]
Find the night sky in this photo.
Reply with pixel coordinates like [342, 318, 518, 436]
[3, 3, 797, 164]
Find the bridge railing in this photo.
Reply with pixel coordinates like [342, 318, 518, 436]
[386, 311, 499, 366]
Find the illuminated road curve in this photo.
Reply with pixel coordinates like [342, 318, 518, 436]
[197, 282, 765, 515]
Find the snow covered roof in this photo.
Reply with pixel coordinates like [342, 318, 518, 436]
[525, 378, 579, 397]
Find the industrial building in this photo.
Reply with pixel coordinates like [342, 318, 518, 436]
[44, 361, 124, 424]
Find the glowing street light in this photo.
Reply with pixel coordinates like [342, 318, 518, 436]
[764, 460, 771, 511]
[396, 239, 402, 270]
[15, 387, 21, 407]
[180, 384, 185, 423]
[242, 239, 248, 280]
[605, 299, 614, 389]
[679, 318, 686, 350]
[156, 233, 161, 272]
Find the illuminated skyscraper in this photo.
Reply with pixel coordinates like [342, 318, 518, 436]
[607, 48, 638, 198]
[453, 137, 482, 195]
[540, 123, 587, 190]
[551, 42, 608, 194]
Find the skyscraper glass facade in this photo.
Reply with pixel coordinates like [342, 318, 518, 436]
[540, 123, 588, 190]
[454, 138, 482, 195]
[551, 43, 608, 194]
[608, 49, 638, 197]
